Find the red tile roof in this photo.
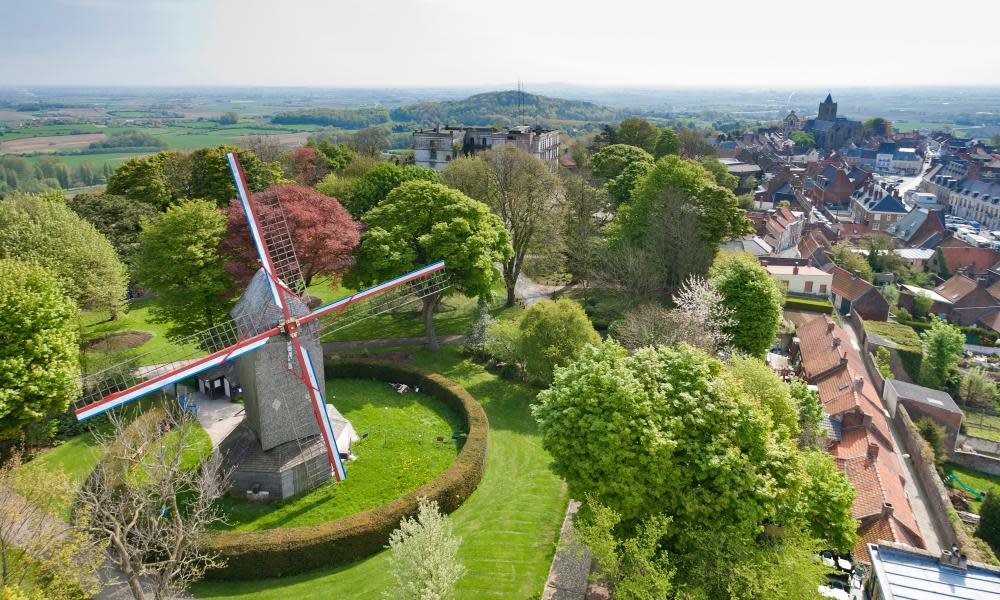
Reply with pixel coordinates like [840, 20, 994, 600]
[831, 266, 876, 301]
[934, 273, 979, 303]
[796, 316, 847, 380]
[939, 245, 999, 274]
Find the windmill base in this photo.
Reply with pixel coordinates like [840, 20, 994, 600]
[219, 422, 332, 501]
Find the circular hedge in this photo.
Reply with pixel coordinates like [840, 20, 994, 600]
[201, 359, 489, 580]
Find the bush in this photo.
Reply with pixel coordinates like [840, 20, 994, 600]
[517, 299, 600, 385]
[783, 297, 833, 313]
[979, 490, 1000, 555]
[864, 321, 923, 381]
[201, 360, 489, 580]
[914, 417, 947, 466]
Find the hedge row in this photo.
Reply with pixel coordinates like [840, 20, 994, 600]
[784, 297, 834, 313]
[864, 321, 924, 380]
[201, 360, 490, 580]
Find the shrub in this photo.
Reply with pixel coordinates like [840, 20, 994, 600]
[201, 360, 489, 580]
[784, 297, 834, 313]
[979, 489, 1000, 555]
[484, 320, 520, 367]
[517, 298, 600, 385]
[864, 321, 923, 380]
[384, 497, 465, 600]
[914, 417, 946, 465]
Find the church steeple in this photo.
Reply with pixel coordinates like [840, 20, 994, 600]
[818, 93, 837, 121]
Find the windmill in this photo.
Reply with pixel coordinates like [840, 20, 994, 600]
[74, 153, 450, 498]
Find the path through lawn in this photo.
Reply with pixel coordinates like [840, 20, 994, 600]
[191, 347, 568, 599]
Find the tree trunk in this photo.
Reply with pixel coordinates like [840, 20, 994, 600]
[503, 258, 519, 308]
[112, 536, 146, 600]
[506, 281, 517, 307]
[422, 293, 442, 351]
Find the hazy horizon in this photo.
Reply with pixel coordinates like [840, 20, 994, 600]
[4, 0, 999, 88]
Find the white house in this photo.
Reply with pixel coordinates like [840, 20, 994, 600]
[764, 264, 832, 297]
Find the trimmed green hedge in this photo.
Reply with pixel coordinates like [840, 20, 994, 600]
[784, 297, 834, 313]
[201, 360, 489, 580]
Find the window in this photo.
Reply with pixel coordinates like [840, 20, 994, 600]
[819, 284, 827, 294]
[872, 223, 879, 230]
[874, 213, 881, 221]
[430, 149, 437, 160]
[804, 281, 814, 293]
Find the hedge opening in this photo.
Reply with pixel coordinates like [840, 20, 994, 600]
[200, 360, 489, 580]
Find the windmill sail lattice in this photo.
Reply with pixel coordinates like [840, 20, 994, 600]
[73, 153, 450, 492]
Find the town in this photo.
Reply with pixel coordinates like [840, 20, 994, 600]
[3, 2, 1000, 600]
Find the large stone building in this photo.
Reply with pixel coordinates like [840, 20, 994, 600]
[799, 94, 863, 150]
[413, 124, 560, 171]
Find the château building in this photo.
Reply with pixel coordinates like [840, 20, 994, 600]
[412, 124, 560, 171]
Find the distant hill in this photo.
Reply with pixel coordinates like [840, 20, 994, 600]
[389, 90, 622, 126]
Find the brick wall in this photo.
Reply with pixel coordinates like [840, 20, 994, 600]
[895, 405, 958, 549]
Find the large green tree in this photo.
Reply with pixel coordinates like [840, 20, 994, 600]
[0, 260, 79, 440]
[517, 298, 600, 385]
[105, 155, 172, 209]
[615, 117, 658, 153]
[920, 318, 965, 390]
[443, 146, 562, 307]
[829, 241, 874, 281]
[606, 160, 653, 206]
[589, 144, 653, 180]
[533, 341, 802, 546]
[710, 252, 784, 357]
[699, 157, 739, 191]
[346, 180, 511, 350]
[188, 145, 281, 206]
[345, 162, 440, 218]
[653, 127, 680, 159]
[978, 489, 1000, 554]
[69, 193, 159, 272]
[561, 172, 610, 286]
[0, 193, 127, 315]
[728, 355, 799, 435]
[792, 450, 858, 553]
[133, 199, 233, 341]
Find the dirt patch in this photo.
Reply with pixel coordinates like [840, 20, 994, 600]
[83, 331, 153, 352]
[0, 133, 107, 154]
[237, 131, 310, 149]
[0, 110, 29, 122]
[784, 309, 826, 329]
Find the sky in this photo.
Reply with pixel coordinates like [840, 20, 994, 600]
[3, 0, 1000, 88]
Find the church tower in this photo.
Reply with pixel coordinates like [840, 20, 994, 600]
[818, 93, 837, 121]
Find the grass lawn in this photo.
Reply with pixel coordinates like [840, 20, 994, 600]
[191, 346, 568, 599]
[943, 461, 1000, 513]
[217, 378, 463, 531]
[26, 431, 103, 489]
[964, 410, 1000, 443]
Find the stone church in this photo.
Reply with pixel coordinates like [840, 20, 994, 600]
[794, 94, 864, 151]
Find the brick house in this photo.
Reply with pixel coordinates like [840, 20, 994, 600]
[765, 264, 832, 297]
[830, 266, 890, 321]
[883, 379, 963, 451]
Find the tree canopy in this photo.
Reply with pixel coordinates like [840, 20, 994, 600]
[0, 260, 79, 440]
[590, 144, 653, 180]
[710, 252, 784, 358]
[616, 118, 658, 153]
[134, 199, 233, 341]
[69, 192, 159, 271]
[188, 145, 281, 206]
[0, 193, 127, 315]
[920, 318, 965, 390]
[344, 162, 440, 218]
[222, 185, 360, 289]
[517, 298, 600, 385]
[653, 127, 680, 159]
[346, 180, 511, 348]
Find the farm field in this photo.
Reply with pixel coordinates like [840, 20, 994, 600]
[192, 345, 568, 599]
[217, 377, 463, 531]
[965, 410, 1000, 442]
[0, 132, 107, 154]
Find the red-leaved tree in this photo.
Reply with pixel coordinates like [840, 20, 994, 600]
[284, 146, 330, 186]
[222, 184, 360, 290]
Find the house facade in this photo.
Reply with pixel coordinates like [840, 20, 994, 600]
[765, 264, 831, 296]
[850, 181, 910, 232]
[413, 124, 560, 171]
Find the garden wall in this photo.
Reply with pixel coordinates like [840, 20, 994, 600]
[201, 360, 490, 580]
[952, 438, 1000, 478]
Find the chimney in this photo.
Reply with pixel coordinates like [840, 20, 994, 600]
[832, 336, 842, 347]
[855, 376, 864, 391]
[867, 442, 879, 461]
[827, 320, 835, 333]
[881, 502, 893, 518]
[793, 266, 799, 275]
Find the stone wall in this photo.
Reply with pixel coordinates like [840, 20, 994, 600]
[958, 434, 1000, 457]
[894, 405, 959, 549]
[952, 440, 1000, 477]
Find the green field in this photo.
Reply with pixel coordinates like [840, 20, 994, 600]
[191, 346, 568, 599]
[218, 378, 463, 531]
[944, 461, 1000, 513]
[965, 410, 1000, 443]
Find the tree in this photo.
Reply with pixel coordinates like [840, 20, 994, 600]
[609, 156, 751, 299]
[606, 160, 653, 206]
[105, 154, 171, 208]
[134, 199, 233, 341]
[0, 260, 78, 440]
[616, 117, 658, 153]
[912, 292, 934, 320]
[864, 117, 892, 137]
[915, 417, 947, 465]
[653, 127, 680, 159]
[573, 498, 674, 600]
[920, 318, 965, 390]
[533, 341, 801, 542]
[283, 146, 330, 186]
[0, 193, 127, 315]
[560, 172, 610, 286]
[710, 252, 784, 357]
[789, 131, 815, 147]
[78, 405, 227, 600]
[589, 144, 653, 180]
[673, 274, 735, 351]
[346, 162, 440, 218]
[0, 454, 105, 599]
[188, 145, 281, 206]
[241, 135, 284, 163]
[676, 127, 715, 158]
[960, 367, 998, 409]
[517, 298, 600, 385]
[315, 173, 354, 200]
[463, 295, 494, 359]
[444, 146, 562, 307]
[346, 180, 511, 350]
[348, 127, 389, 157]
[218, 111, 238, 125]
[793, 450, 858, 552]
[384, 497, 465, 600]
[222, 185, 360, 289]
[864, 233, 906, 274]
[978, 489, 1000, 554]
[728, 355, 799, 435]
[828, 242, 874, 281]
[313, 140, 357, 173]
[791, 379, 824, 450]
[69, 192, 159, 271]
[699, 157, 739, 191]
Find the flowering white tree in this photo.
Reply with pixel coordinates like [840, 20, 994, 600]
[384, 497, 465, 600]
[672, 275, 735, 355]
